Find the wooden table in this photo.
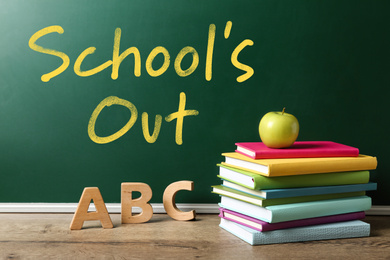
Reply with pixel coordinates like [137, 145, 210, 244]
[1, 214, 389, 259]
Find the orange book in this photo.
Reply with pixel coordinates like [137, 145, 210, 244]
[221, 152, 377, 177]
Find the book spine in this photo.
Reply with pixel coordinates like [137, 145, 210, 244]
[219, 207, 366, 232]
[263, 182, 375, 199]
[262, 191, 365, 207]
[267, 196, 371, 223]
[258, 171, 370, 191]
[269, 157, 377, 176]
[236, 148, 360, 159]
[220, 164, 370, 191]
[220, 218, 370, 245]
[261, 211, 366, 231]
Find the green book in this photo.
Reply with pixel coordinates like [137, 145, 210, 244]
[217, 164, 370, 190]
[212, 185, 365, 207]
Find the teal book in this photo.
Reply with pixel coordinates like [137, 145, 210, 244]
[220, 218, 370, 245]
[218, 195, 372, 223]
[217, 164, 370, 190]
[221, 180, 377, 199]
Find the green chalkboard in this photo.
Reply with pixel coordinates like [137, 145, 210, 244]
[1, 0, 389, 205]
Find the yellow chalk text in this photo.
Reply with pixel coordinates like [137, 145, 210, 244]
[28, 25, 70, 82]
[29, 22, 254, 83]
[88, 92, 198, 145]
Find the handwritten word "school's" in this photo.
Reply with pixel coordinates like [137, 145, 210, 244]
[28, 22, 254, 83]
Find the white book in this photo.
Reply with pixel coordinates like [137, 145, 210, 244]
[220, 218, 370, 245]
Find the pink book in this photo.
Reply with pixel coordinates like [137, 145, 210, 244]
[219, 207, 365, 232]
[235, 141, 359, 159]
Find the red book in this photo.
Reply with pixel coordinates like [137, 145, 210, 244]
[219, 207, 366, 232]
[235, 141, 359, 159]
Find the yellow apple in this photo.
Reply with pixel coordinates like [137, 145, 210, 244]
[259, 108, 299, 148]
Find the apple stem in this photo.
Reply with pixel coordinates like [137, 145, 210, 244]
[282, 107, 285, 115]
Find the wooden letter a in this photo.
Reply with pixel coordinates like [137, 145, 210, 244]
[70, 187, 113, 230]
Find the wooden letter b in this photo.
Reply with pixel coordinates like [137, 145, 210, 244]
[121, 182, 153, 224]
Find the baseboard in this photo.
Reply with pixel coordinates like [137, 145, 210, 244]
[0, 203, 389, 215]
[0, 203, 220, 214]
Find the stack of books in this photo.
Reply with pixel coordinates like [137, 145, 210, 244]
[212, 141, 378, 245]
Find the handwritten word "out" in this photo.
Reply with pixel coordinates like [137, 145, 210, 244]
[28, 22, 254, 83]
[88, 92, 198, 145]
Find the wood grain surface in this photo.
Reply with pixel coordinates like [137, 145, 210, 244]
[0, 214, 389, 259]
